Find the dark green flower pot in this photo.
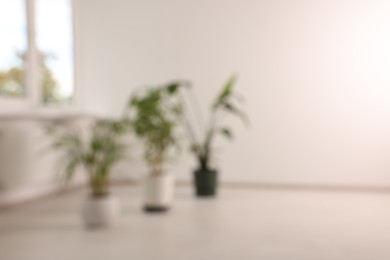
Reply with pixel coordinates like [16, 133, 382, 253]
[193, 169, 218, 197]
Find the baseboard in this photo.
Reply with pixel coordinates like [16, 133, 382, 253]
[0, 182, 86, 211]
[2, 179, 390, 211]
[0, 178, 137, 211]
[116, 178, 390, 193]
[176, 180, 390, 193]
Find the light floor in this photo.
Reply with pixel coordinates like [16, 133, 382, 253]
[0, 185, 390, 260]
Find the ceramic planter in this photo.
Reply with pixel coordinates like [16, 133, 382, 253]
[81, 195, 120, 228]
[143, 172, 174, 212]
[194, 168, 218, 197]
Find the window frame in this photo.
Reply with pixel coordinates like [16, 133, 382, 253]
[0, 0, 80, 116]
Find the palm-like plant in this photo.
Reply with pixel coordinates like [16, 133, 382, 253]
[127, 82, 187, 176]
[50, 119, 129, 197]
[182, 75, 248, 171]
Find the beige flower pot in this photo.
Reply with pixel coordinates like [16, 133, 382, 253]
[143, 172, 174, 213]
[81, 195, 120, 228]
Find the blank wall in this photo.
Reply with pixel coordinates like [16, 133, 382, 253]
[79, 0, 390, 186]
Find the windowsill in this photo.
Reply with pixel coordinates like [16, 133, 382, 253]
[0, 95, 92, 120]
[0, 101, 97, 121]
[0, 111, 94, 121]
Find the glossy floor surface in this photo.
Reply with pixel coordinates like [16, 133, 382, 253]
[0, 185, 389, 260]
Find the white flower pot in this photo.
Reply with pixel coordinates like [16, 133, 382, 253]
[143, 173, 174, 212]
[81, 195, 120, 228]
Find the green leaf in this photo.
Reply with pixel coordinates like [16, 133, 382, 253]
[129, 96, 138, 107]
[223, 102, 249, 125]
[167, 83, 179, 94]
[165, 81, 191, 95]
[220, 128, 233, 140]
[213, 75, 236, 109]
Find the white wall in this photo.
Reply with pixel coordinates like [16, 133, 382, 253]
[0, 116, 92, 207]
[80, 0, 390, 186]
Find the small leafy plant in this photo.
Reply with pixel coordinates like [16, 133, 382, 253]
[127, 82, 188, 176]
[49, 119, 129, 197]
[182, 75, 248, 171]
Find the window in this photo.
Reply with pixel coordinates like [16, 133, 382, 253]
[0, 0, 75, 108]
[0, 0, 28, 98]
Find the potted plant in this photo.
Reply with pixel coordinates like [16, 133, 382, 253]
[127, 82, 186, 212]
[181, 75, 248, 197]
[49, 118, 128, 228]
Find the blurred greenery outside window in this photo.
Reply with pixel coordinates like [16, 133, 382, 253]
[0, 0, 74, 106]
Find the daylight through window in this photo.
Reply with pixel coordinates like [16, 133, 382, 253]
[0, 0, 74, 106]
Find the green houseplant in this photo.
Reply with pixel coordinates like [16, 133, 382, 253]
[49, 118, 128, 228]
[182, 75, 248, 196]
[127, 82, 187, 212]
